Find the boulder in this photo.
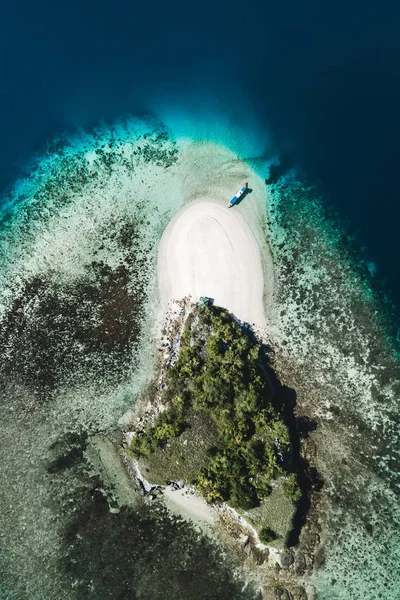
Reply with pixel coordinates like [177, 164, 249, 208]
[251, 545, 269, 565]
[280, 549, 294, 568]
[305, 585, 317, 600]
[291, 586, 308, 600]
[294, 551, 307, 575]
[274, 562, 281, 574]
[262, 588, 277, 600]
[244, 542, 252, 555]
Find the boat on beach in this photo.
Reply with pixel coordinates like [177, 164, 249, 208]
[227, 182, 248, 208]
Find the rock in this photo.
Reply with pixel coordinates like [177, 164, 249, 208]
[280, 549, 294, 568]
[310, 532, 321, 546]
[244, 542, 252, 555]
[262, 588, 277, 600]
[274, 588, 291, 600]
[291, 586, 308, 600]
[314, 545, 325, 569]
[305, 585, 317, 600]
[274, 562, 281, 574]
[251, 545, 269, 565]
[294, 551, 307, 575]
[141, 479, 153, 493]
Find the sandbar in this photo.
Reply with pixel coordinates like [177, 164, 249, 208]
[158, 197, 266, 327]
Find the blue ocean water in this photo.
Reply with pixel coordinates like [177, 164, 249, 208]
[1, 0, 399, 307]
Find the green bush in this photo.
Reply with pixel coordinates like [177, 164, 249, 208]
[129, 433, 157, 457]
[259, 526, 277, 544]
[282, 473, 302, 503]
[129, 306, 294, 510]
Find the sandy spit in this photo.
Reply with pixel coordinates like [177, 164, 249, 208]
[158, 197, 267, 328]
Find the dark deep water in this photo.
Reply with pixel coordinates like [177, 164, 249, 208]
[1, 0, 400, 310]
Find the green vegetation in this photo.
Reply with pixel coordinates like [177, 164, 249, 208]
[243, 481, 296, 548]
[259, 526, 278, 544]
[133, 409, 219, 485]
[130, 306, 300, 510]
[282, 472, 302, 502]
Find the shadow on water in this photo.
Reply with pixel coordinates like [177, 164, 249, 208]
[278, 385, 322, 547]
[255, 337, 322, 547]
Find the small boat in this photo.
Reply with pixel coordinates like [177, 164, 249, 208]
[227, 182, 248, 208]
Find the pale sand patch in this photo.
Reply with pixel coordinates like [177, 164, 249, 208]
[158, 198, 266, 327]
[163, 485, 218, 525]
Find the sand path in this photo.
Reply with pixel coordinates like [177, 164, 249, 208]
[158, 198, 266, 327]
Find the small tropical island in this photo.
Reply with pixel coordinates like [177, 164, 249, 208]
[128, 303, 303, 549]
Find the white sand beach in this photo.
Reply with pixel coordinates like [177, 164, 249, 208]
[158, 197, 267, 327]
[163, 485, 218, 525]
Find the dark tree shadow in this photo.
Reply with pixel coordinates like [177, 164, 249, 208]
[241, 322, 322, 547]
[276, 385, 322, 547]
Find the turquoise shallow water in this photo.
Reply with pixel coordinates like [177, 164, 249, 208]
[0, 116, 399, 599]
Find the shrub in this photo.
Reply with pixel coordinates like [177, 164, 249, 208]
[282, 473, 302, 502]
[129, 433, 156, 457]
[259, 526, 277, 544]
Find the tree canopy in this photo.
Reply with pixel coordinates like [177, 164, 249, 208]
[130, 306, 300, 509]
